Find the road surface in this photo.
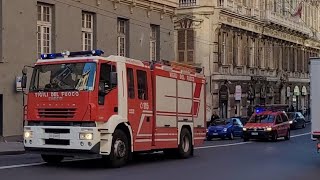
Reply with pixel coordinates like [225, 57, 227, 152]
[0, 124, 318, 180]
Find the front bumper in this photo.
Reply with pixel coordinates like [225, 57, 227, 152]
[207, 131, 229, 138]
[24, 125, 102, 156]
[243, 130, 274, 139]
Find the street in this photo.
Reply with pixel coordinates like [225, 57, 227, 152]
[0, 125, 318, 180]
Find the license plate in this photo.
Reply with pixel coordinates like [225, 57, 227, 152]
[212, 133, 218, 135]
[49, 133, 60, 139]
[251, 132, 258, 136]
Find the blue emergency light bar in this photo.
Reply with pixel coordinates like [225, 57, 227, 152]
[254, 104, 289, 113]
[255, 107, 266, 114]
[40, 49, 104, 60]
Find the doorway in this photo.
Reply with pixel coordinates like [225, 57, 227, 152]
[235, 101, 241, 116]
[0, 94, 3, 136]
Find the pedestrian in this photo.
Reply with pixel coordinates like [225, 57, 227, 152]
[208, 111, 220, 127]
[289, 105, 294, 112]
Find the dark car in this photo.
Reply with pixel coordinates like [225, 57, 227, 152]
[287, 112, 307, 129]
[207, 118, 243, 140]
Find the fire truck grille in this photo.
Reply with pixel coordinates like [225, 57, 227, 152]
[37, 108, 76, 119]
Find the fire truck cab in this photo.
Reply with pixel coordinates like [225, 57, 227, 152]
[22, 50, 206, 168]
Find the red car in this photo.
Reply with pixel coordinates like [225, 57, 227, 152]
[243, 109, 291, 142]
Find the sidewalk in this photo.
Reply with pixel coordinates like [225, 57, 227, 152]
[0, 136, 25, 155]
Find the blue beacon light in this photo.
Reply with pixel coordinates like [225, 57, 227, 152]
[255, 107, 265, 113]
[40, 49, 104, 60]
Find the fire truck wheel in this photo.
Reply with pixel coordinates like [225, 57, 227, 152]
[107, 129, 130, 168]
[285, 129, 290, 140]
[177, 128, 193, 159]
[41, 154, 64, 164]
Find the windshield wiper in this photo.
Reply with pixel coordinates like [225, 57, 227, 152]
[54, 88, 79, 92]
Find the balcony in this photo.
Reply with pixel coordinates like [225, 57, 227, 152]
[179, 0, 198, 7]
[263, 10, 312, 36]
[217, 0, 262, 19]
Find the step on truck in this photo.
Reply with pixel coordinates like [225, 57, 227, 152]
[310, 57, 320, 151]
[21, 50, 207, 167]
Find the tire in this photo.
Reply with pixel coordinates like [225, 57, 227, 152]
[229, 132, 234, 140]
[302, 121, 306, 128]
[206, 136, 213, 141]
[177, 128, 193, 159]
[272, 131, 278, 142]
[105, 129, 130, 168]
[285, 129, 290, 140]
[243, 137, 249, 142]
[41, 154, 64, 164]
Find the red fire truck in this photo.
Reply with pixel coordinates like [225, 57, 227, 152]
[21, 50, 206, 167]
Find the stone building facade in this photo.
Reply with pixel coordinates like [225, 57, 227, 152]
[176, 0, 320, 119]
[0, 0, 177, 137]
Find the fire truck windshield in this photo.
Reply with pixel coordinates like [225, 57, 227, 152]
[29, 62, 96, 92]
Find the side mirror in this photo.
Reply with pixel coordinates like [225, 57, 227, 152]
[22, 67, 28, 75]
[111, 72, 117, 86]
[21, 75, 27, 89]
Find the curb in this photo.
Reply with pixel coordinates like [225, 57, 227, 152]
[0, 150, 25, 156]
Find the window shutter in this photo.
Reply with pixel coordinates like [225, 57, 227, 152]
[227, 32, 233, 65]
[187, 29, 194, 62]
[218, 31, 222, 65]
[178, 30, 185, 62]
[282, 47, 287, 71]
[289, 48, 295, 72]
[232, 33, 238, 66]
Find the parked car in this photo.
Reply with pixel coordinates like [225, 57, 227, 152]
[207, 118, 243, 141]
[287, 112, 307, 129]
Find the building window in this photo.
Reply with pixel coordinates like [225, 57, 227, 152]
[249, 38, 255, 68]
[117, 18, 128, 57]
[220, 32, 227, 65]
[82, 12, 94, 51]
[178, 29, 194, 63]
[150, 25, 159, 61]
[37, 4, 52, 57]
[179, 0, 196, 7]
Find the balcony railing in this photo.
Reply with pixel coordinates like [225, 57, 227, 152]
[217, 0, 262, 19]
[179, 0, 197, 7]
[217, 0, 312, 36]
[263, 10, 312, 36]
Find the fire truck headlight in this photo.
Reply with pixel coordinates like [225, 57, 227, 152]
[79, 133, 93, 140]
[289, 120, 293, 124]
[24, 131, 33, 139]
[243, 128, 247, 131]
[266, 127, 272, 131]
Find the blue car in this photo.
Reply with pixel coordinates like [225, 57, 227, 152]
[206, 118, 244, 140]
